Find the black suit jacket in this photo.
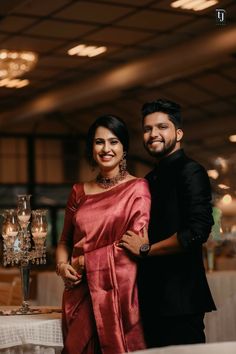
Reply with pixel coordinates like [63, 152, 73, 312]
[138, 149, 216, 316]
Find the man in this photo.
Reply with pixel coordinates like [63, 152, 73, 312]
[120, 99, 216, 348]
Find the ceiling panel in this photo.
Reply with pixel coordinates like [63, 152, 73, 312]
[14, 0, 72, 16]
[0, 16, 36, 33]
[84, 27, 152, 45]
[139, 32, 191, 50]
[107, 0, 153, 6]
[24, 20, 96, 39]
[175, 18, 215, 35]
[1, 35, 64, 53]
[203, 100, 235, 115]
[222, 64, 236, 80]
[193, 74, 236, 96]
[0, 34, 7, 42]
[108, 47, 150, 62]
[54, 1, 133, 23]
[25, 67, 63, 80]
[183, 108, 207, 122]
[117, 9, 193, 31]
[163, 82, 215, 104]
[37, 55, 89, 69]
[79, 60, 119, 73]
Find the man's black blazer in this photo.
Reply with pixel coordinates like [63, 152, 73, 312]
[138, 149, 216, 316]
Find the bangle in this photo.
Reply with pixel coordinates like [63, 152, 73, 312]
[56, 261, 67, 276]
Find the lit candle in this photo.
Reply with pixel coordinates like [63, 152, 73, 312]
[2, 226, 18, 239]
[32, 231, 47, 238]
[18, 212, 30, 223]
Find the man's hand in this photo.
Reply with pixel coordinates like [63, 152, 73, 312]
[118, 227, 149, 257]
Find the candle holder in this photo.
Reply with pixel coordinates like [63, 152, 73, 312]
[1, 195, 48, 315]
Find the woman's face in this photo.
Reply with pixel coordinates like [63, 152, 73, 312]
[93, 126, 124, 173]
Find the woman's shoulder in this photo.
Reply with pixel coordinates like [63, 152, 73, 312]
[128, 175, 148, 184]
[126, 176, 150, 192]
[71, 182, 85, 198]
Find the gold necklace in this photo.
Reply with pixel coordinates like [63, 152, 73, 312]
[96, 170, 128, 189]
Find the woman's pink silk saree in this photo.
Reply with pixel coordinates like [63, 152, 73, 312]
[59, 179, 151, 354]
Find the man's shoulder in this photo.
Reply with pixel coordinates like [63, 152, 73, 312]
[179, 155, 206, 174]
[144, 151, 207, 179]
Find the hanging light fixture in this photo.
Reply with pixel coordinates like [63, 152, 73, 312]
[0, 49, 38, 88]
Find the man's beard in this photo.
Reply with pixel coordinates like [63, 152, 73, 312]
[144, 137, 177, 158]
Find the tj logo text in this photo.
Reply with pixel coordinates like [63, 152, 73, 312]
[216, 9, 226, 25]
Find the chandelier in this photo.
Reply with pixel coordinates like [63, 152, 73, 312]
[0, 49, 38, 88]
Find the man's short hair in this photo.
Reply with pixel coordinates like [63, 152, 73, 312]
[141, 98, 183, 129]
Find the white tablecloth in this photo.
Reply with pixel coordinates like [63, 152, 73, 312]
[205, 271, 236, 342]
[131, 341, 236, 354]
[35, 270, 236, 343]
[0, 346, 61, 354]
[0, 308, 63, 354]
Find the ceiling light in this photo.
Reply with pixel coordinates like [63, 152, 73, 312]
[214, 157, 228, 172]
[171, 0, 218, 11]
[0, 49, 38, 81]
[229, 135, 236, 142]
[207, 169, 219, 180]
[218, 184, 230, 190]
[222, 194, 232, 205]
[0, 78, 29, 88]
[68, 44, 107, 58]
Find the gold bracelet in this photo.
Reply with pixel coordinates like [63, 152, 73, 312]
[56, 261, 67, 276]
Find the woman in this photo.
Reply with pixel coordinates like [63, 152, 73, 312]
[56, 114, 150, 354]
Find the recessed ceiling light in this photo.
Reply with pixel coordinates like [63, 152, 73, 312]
[171, 0, 218, 11]
[0, 78, 29, 88]
[229, 135, 236, 142]
[68, 44, 107, 58]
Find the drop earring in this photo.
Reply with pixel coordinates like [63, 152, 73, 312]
[119, 152, 127, 174]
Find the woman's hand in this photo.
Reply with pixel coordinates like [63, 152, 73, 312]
[57, 262, 83, 288]
[118, 227, 149, 257]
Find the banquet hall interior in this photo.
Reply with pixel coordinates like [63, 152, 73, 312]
[0, 0, 236, 353]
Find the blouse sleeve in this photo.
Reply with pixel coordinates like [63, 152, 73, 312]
[58, 183, 83, 246]
[127, 179, 151, 233]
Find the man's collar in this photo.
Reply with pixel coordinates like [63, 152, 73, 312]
[156, 149, 185, 167]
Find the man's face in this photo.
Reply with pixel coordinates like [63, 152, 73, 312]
[143, 111, 183, 158]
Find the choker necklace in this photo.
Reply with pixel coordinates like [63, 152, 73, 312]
[96, 170, 128, 189]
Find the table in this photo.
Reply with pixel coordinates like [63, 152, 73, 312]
[1, 269, 236, 353]
[2, 269, 233, 345]
[0, 307, 63, 354]
[35, 270, 236, 343]
[204, 271, 236, 342]
[131, 342, 236, 354]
